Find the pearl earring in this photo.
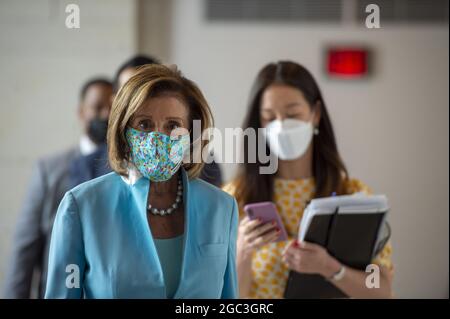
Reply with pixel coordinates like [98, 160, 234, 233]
[314, 127, 319, 135]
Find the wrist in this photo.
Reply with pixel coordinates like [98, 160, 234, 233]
[322, 255, 342, 279]
[237, 245, 253, 262]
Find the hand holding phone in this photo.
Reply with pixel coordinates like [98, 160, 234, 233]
[243, 202, 288, 242]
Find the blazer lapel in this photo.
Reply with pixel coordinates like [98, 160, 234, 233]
[128, 175, 166, 293]
[173, 168, 194, 298]
[126, 168, 195, 299]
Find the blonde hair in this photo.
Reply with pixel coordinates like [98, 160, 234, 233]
[107, 64, 213, 178]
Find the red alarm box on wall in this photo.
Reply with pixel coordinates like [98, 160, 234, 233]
[326, 47, 371, 79]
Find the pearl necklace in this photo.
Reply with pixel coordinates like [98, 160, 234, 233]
[147, 177, 183, 216]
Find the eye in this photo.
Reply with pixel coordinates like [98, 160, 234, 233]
[261, 114, 275, 123]
[137, 119, 153, 132]
[261, 109, 275, 123]
[287, 113, 302, 119]
[167, 120, 181, 131]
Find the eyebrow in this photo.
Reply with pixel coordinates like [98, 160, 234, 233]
[166, 117, 184, 122]
[261, 102, 302, 112]
[285, 102, 302, 109]
[132, 114, 184, 122]
[131, 114, 149, 121]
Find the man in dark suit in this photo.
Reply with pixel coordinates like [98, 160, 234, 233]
[2, 78, 113, 298]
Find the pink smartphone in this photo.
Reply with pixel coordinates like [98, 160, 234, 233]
[244, 202, 288, 242]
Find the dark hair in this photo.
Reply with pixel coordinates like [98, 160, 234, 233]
[113, 54, 160, 92]
[234, 61, 349, 206]
[79, 78, 112, 101]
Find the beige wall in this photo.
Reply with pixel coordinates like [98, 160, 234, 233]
[160, 0, 448, 298]
[0, 0, 137, 289]
[137, 0, 172, 63]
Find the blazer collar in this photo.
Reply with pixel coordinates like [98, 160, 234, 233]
[120, 164, 189, 186]
[120, 164, 143, 186]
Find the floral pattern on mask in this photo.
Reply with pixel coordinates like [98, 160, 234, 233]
[126, 127, 190, 182]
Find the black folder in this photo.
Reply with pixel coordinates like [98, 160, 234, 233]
[284, 195, 389, 299]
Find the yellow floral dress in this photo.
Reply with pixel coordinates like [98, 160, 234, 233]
[224, 177, 393, 299]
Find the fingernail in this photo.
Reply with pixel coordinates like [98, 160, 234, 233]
[293, 240, 299, 247]
[271, 221, 276, 225]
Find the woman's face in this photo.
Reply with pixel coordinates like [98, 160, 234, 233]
[259, 84, 320, 128]
[129, 95, 189, 136]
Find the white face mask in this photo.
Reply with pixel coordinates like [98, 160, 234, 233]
[264, 118, 314, 160]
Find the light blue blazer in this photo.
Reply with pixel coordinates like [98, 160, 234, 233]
[44, 168, 238, 299]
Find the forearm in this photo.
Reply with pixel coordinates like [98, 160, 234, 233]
[236, 249, 253, 298]
[283, 241, 393, 299]
[330, 266, 393, 299]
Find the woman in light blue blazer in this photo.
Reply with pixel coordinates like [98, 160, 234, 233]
[45, 64, 238, 299]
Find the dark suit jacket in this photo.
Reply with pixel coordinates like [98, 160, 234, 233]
[68, 144, 111, 189]
[2, 147, 80, 298]
[200, 161, 222, 188]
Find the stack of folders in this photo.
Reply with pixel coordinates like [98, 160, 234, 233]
[284, 193, 390, 299]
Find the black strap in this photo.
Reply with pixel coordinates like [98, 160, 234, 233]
[324, 206, 340, 249]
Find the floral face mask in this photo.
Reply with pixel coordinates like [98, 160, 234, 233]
[125, 127, 190, 182]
